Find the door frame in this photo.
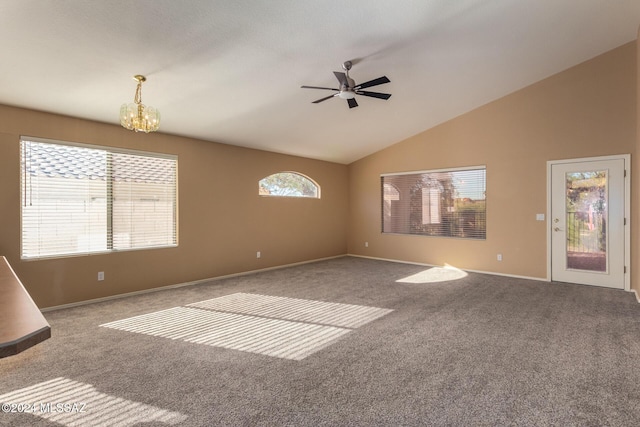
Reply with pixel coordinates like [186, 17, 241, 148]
[546, 154, 630, 291]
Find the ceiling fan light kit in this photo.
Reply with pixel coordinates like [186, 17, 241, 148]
[120, 75, 161, 133]
[338, 91, 356, 100]
[301, 61, 391, 108]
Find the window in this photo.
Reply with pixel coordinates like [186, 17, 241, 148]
[381, 166, 486, 239]
[259, 172, 320, 198]
[21, 138, 177, 259]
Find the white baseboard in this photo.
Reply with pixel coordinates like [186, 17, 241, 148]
[41, 254, 347, 312]
[348, 254, 640, 303]
[42, 253, 639, 311]
[347, 254, 550, 283]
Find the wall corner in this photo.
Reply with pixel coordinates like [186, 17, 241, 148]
[633, 26, 640, 296]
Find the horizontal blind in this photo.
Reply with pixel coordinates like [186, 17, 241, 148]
[21, 141, 108, 258]
[111, 152, 177, 250]
[21, 139, 177, 259]
[381, 167, 486, 239]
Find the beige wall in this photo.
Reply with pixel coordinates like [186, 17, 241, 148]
[348, 42, 637, 282]
[0, 107, 349, 307]
[636, 28, 640, 295]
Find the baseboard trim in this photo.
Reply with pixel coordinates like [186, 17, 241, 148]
[42, 253, 639, 312]
[347, 254, 549, 282]
[41, 254, 347, 312]
[348, 254, 640, 302]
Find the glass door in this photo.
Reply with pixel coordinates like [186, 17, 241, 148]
[550, 159, 624, 289]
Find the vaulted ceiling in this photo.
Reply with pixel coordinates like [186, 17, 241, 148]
[1, 1, 639, 164]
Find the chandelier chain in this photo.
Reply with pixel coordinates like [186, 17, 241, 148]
[134, 81, 142, 104]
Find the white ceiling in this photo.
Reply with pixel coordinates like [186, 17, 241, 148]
[1, 1, 639, 164]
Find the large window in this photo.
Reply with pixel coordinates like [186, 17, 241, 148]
[259, 172, 320, 198]
[21, 138, 177, 259]
[381, 166, 486, 239]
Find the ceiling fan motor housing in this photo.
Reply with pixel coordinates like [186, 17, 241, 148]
[342, 61, 356, 88]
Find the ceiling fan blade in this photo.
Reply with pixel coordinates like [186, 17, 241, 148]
[355, 90, 392, 100]
[312, 94, 338, 103]
[347, 98, 358, 109]
[333, 71, 347, 86]
[354, 76, 390, 90]
[301, 85, 339, 91]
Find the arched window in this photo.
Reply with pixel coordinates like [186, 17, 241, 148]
[259, 172, 320, 198]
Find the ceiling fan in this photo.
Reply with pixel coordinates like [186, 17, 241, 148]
[301, 61, 391, 108]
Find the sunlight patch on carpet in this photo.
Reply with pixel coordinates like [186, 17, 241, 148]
[188, 292, 393, 328]
[396, 265, 468, 284]
[100, 293, 392, 360]
[101, 307, 350, 360]
[0, 377, 187, 426]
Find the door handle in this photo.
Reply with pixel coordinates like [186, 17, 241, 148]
[554, 227, 563, 232]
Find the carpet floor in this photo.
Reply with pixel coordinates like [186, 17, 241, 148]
[1, 256, 639, 426]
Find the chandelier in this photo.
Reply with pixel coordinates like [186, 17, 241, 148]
[120, 75, 160, 133]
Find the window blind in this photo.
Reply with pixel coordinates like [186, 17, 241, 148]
[21, 138, 177, 259]
[381, 167, 486, 239]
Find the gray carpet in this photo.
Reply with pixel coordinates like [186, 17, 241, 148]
[1, 256, 639, 426]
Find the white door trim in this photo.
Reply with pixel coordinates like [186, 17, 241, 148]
[546, 154, 630, 291]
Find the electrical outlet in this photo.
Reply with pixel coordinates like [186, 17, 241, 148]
[497, 254, 502, 262]
[256, 251, 261, 259]
[98, 271, 105, 281]
[365, 242, 369, 248]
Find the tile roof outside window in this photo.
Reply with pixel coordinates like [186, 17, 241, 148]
[25, 142, 175, 184]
